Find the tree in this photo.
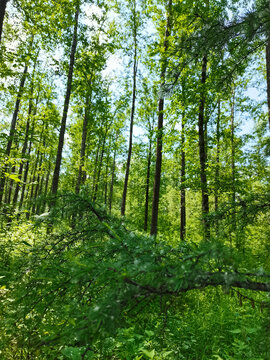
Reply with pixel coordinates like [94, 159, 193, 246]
[51, 1, 80, 196]
[0, 0, 8, 42]
[120, 0, 139, 216]
[0, 36, 33, 204]
[150, 0, 172, 236]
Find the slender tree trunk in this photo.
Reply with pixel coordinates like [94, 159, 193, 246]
[0, 0, 8, 42]
[109, 149, 116, 213]
[104, 151, 110, 206]
[28, 150, 39, 200]
[32, 153, 43, 214]
[0, 63, 28, 204]
[7, 165, 16, 204]
[51, 3, 79, 195]
[19, 124, 34, 210]
[180, 113, 186, 241]
[13, 78, 36, 206]
[36, 171, 45, 215]
[92, 137, 102, 195]
[121, 1, 138, 216]
[150, 0, 172, 236]
[266, 35, 270, 130]
[76, 93, 90, 194]
[144, 137, 152, 232]
[215, 100, 221, 214]
[25, 149, 39, 219]
[198, 55, 210, 240]
[93, 131, 107, 202]
[40, 159, 51, 213]
[231, 87, 236, 229]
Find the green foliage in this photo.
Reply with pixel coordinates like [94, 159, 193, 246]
[0, 192, 269, 358]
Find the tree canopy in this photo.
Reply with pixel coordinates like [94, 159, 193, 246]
[0, 0, 270, 359]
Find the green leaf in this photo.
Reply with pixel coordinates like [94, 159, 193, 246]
[141, 349, 155, 359]
[229, 329, 241, 334]
[61, 347, 82, 360]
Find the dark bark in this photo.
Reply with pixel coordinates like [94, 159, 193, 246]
[214, 100, 221, 214]
[0, 0, 8, 42]
[180, 114, 186, 241]
[26, 149, 40, 219]
[36, 171, 45, 215]
[109, 149, 116, 213]
[150, 0, 172, 236]
[92, 137, 102, 195]
[93, 131, 107, 202]
[19, 122, 35, 210]
[6, 165, 16, 204]
[144, 136, 152, 232]
[13, 77, 36, 206]
[266, 35, 270, 130]
[40, 159, 51, 214]
[198, 55, 210, 239]
[76, 93, 90, 194]
[31, 160, 42, 214]
[104, 151, 110, 206]
[231, 88, 236, 230]
[0, 63, 28, 204]
[121, 2, 138, 216]
[51, 3, 79, 195]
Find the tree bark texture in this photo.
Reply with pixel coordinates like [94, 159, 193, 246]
[121, 0, 138, 216]
[231, 87, 236, 231]
[109, 150, 116, 213]
[13, 78, 36, 205]
[93, 129, 107, 202]
[51, 3, 79, 195]
[76, 93, 90, 194]
[198, 55, 210, 239]
[266, 35, 270, 130]
[0, 0, 8, 42]
[150, 0, 172, 236]
[144, 137, 152, 232]
[19, 123, 35, 210]
[214, 100, 221, 214]
[180, 114, 186, 241]
[0, 63, 28, 204]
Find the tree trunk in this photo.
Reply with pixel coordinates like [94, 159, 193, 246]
[214, 100, 221, 214]
[0, 63, 28, 204]
[19, 122, 35, 210]
[26, 149, 40, 217]
[40, 158, 51, 214]
[144, 137, 152, 232]
[76, 92, 90, 194]
[266, 35, 270, 130]
[150, 0, 172, 236]
[36, 171, 45, 215]
[198, 55, 210, 240]
[92, 137, 102, 196]
[0, 0, 8, 42]
[104, 151, 110, 206]
[32, 153, 43, 214]
[51, 3, 79, 195]
[109, 149, 116, 213]
[121, 0, 138, 216]
[231, 87, 236, 230]
[180, 113, 186, 241]
[7, 165, 16, 205]
[93, 130, 107, 202]
[13, 77, 36, 206]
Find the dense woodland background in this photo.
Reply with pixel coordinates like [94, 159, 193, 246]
[0, 0, 270, 359]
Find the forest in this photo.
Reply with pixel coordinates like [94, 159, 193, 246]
[0, 0, 270, 358]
